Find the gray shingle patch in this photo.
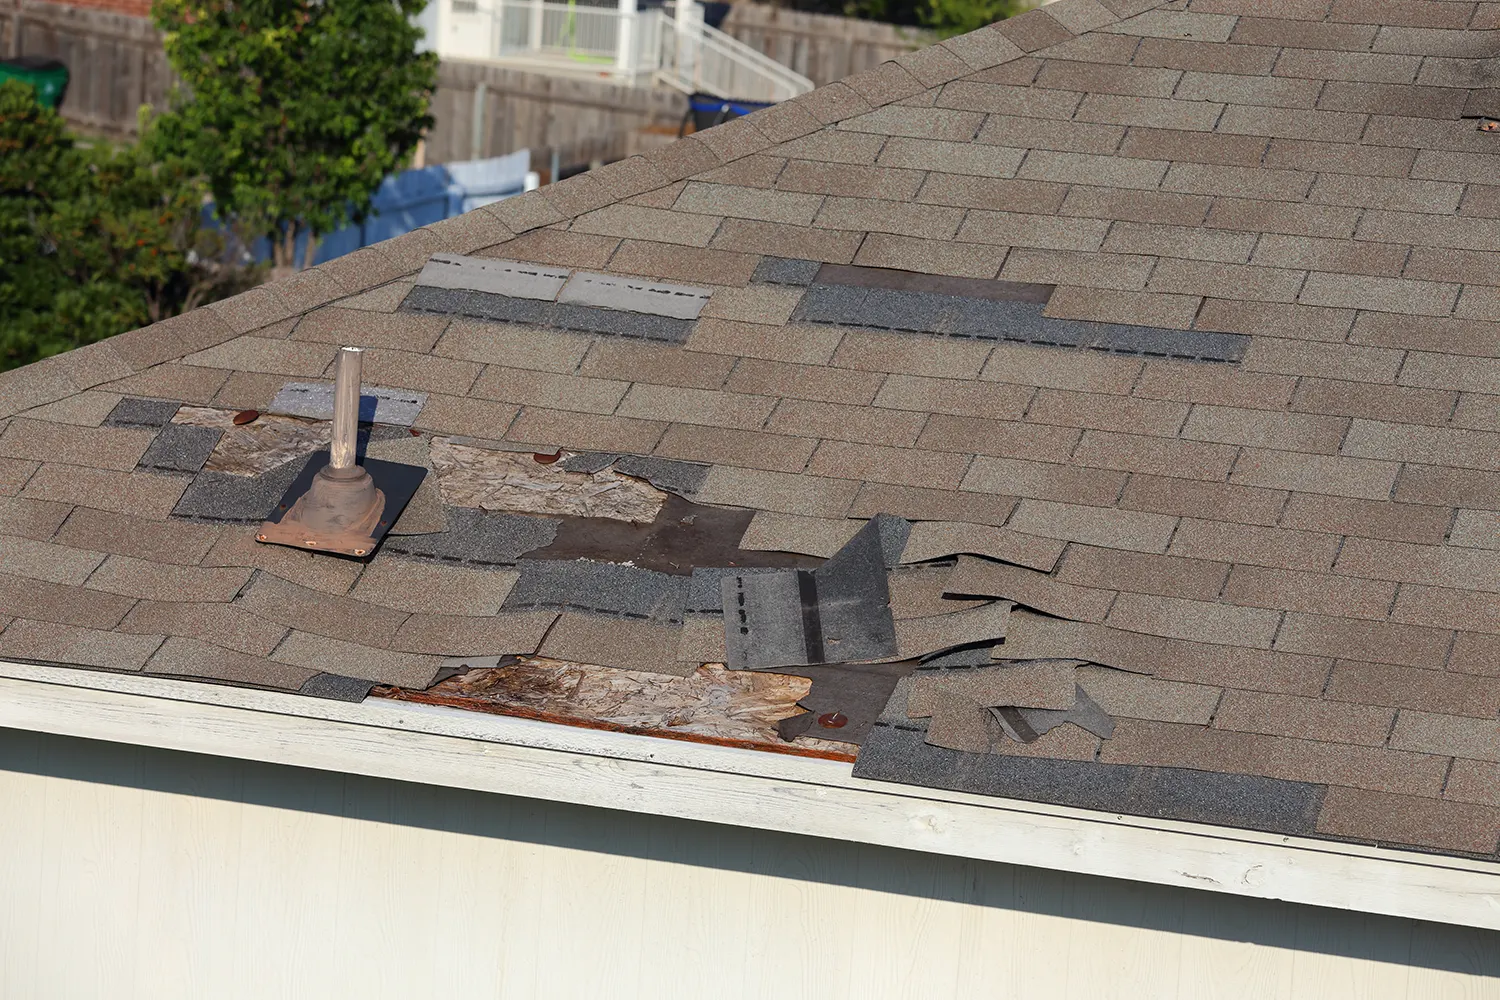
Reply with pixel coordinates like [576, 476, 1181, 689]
[416, 253, 570, 299]
[384, 507, 559, 566]
[794, 283, 1247, 363]
[558, 271, 712, 320]
[138, 424, 224, 474]
[815, 263, 1054, 304]
[503, 557, 690, 624]
[401, 292, 694, 344]
[557, 452, 620, 474]
[722, 518, 897, 670]
[401, 283, 471, 315]
[548, 303, 692, 342]
[752, 256, 823, 286]
[853, 723, 1326, 837]
[105, 397, 181, 428]
[612, 455, 711, 495]
[687, 565, 786, 613]
[172, 454, 313, 522]
[269, 382, 428, 426]
[298, 672, 376, 702]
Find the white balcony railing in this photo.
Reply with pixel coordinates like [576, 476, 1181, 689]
[450, 0, 814, 104]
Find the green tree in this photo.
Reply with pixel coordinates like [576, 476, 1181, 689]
[150, 0, 439, 274]
[0, 80, 258, 371]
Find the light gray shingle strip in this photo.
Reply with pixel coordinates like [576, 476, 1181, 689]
[852, 723, 1327, 837]
[558, 271, 713, 320]
[415, 253, 570, 299]
[138, 424, 223, 474]
[502, 557, 690, 624]
[105, 397, 181, 428]
[268, 382, 428, 426]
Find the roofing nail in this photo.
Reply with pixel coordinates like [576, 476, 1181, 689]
[818, 712, 848, 729]
[534, 449, 562, 464]
[233, 409, 260, 425]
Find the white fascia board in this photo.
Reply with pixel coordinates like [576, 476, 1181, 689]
[0, 659, 1497, 932]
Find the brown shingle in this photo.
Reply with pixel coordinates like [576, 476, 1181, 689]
[687, 319, 845, 366]
[698, 285, 805, 327]
[359, 349, 482, 396]
[238, 574, 406, 647]
[1391, 711, 1500, 763]
[1446, 758, 1500, 808]
[119, 601, 286, 657]
[271, 630, 442, 687]
[1134, 360, 1297, 409]
[1183, 405, 1347, 454]
[1098, 717, 1447, 796]
[919, 415, 1079, 463]
[183, 336, 339, 377]
[507, 408, 666, 454]
[834, 330, 993, 380]
[809, 440, 970, 489]
[945, 555, 1114, 622]
[1072, 430, 1239, 481]
[1230, 448, 1399, 501]
[674, 181, 822, 226]
[608, 240, 758, 286]
[572, 204, 722, 247]
[983, 343, 1142, 393]
[1101, 221, 1256, 263]
[1213, 689, 1396, 747]
[767, 399, 927, 447]
[20, 465, 188, 520]
[1291, 378, 1456, 426]
[0, 419, 156, 472]
[727, 358, 883, 405]
[1006, 499, 1176, 553]
[291, 308, 448, 352]
[916, 173, 1070, 214]
[1275, 613, 1451, 670]
[580, 341, 736, 391]
[1169, 519, 1339, 572]
[1034, 58, 1181, 98]
[1222, 565, 1396, 621]
[203, 526, 361, 595]
[850, 481, 1018, 527]
[1046, 284, 1202, 327]
[411, 395, 519, 439]
[654, 424, 816, 473]
[1075, 665, 1220, 725]
[389, 610, 558, 656]
[1000, 248, 1154, 291]
[957, 210, 1111, 252]
[1106, 592, 1281, 647]
[351, 559, 518, 616]
[1120, 475, 1286, 526]
[617, 384, 777, 430]
[493, 227, 620, 269]
[0, 535, 104, 586]
[0, 618, 162, 670]
[975, 115, 1129, 156]
[961, 454, 1124, 505]
[1061, 186, 1212, 227]
[1317, 786, 1500, 854]
[434, 320, 592, 373]
[471, 366, 629, 415]
[146, 636, 314, 689]
[538, 612, 689, 675]
[1057, 545, 1228, 601]
[0, 496, 69, 541]
[102, 364, 232, 405]
[86, 555, 251, 603]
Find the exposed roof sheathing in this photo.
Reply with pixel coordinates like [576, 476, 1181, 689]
[3, 0, 1500, 860]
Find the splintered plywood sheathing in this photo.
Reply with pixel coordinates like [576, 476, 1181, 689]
[257, 346, 425, 558]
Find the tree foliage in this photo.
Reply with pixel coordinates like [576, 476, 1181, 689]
[150, 0, 439, 272]
[0, 80, 258, 372]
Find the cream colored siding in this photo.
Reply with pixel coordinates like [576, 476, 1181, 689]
[1, 728, 1497, 1000]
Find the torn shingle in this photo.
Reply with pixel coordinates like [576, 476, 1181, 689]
[998, 683, 1116, 743]
[612, 455, 711, 495]
[907, 661, 1078, 717]
[138, 424, 223, 475]
[892, 601, 1012, 660]
[105, 397, 181, 428]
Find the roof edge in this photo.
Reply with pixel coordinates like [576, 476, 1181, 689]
[2, 657, 1497, 932]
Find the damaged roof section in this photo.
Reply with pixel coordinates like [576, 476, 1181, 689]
[5, 0, 1500, 862]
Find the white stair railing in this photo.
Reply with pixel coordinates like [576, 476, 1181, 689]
[462, 0, 813, 103]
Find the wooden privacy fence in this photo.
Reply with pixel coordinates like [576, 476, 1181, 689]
[424, 58, 687, 171]
[1, 0, 172, 138]
[720, 2, 931, 87]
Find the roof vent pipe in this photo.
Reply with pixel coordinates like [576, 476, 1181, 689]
[257, 346, 388, 557]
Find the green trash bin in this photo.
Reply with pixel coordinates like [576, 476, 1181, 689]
[0, 56, 70, 109]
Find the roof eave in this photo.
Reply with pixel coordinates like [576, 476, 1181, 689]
[1, 658, 1496, 931]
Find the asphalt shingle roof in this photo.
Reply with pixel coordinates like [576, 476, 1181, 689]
[3, 0, 1500, 858]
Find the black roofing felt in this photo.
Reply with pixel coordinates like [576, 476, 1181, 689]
[853, 723, 1326, 837]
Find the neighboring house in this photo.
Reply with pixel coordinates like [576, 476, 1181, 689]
[3, 0, 1500, 995]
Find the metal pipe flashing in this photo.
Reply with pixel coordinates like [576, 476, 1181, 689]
[330, 346, 363, 470]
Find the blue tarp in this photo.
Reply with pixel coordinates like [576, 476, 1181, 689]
[232, 150, 534, 266]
